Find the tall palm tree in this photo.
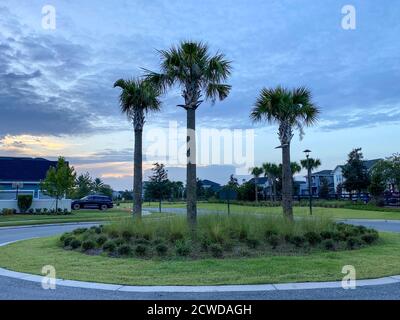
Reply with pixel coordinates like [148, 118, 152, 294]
[262, 162, 280, 201]
[145, 41, 232, 227]
[92, 177, 104, 194]
[250, 167, 263, 202]
[251, 86, 319, 221]
[114, 78, 161, 219]
[300, 158, 321, 172]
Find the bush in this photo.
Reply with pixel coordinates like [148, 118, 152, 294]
[209, 243, 223, 258]
[63, 236, 75, 247]
[1, 208, 15, 215]
[361, 233, 379, 244]
[17, 195, 33, 213]
[155, 243, 168, 256]
[73, 228, 87, 235]
[70, 239, 82, 249]
[82, 239, 96, 251]
[96, 235, 108, 246]
[103, 240, 117, 252]
[35, 208, 42, 214]
[267, 234, 280, 249]
[121, 230, 133, 240]
[320, 231, 333, 240]
[115, 238, 125, 246]
[117, 244, 132, 256]
[304, 232, 322, 245]
[175, 240, 191, 256]
[322, 239, 335, 251]
[28, 208, 34, 214]
[246, 238, 260, 249]
[135, 245, 147, 256]
[290, 235, 306, 248]
[347, 237, 362, 249]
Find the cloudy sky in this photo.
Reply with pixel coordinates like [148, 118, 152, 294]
[0, 0, 399, 190]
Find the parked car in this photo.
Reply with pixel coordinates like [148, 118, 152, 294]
[71, 195, 113, 211]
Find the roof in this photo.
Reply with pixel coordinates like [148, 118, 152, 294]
[248, 177, 269, 184]
[363, 159, 382, 170]
[311, 170, 333, 176]
[0, 157, 58, 182]
[201, 179, 221, 187]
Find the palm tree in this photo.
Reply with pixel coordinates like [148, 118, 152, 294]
[114, 78, 161, 219]
[300, 158, 321, 172]
[145, 41, 232, 227]
[250, 167, 263, 202]
[251, 86, 319, 221]
[262, 162, 280, 201]
[92, 178, 104, 194]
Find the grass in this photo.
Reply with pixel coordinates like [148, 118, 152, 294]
[0, 232, 398, 285]
[141, 201, 400, 220]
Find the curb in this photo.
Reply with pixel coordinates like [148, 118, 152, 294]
[0, 265, 399, 292]
[0, 221, 103, 231]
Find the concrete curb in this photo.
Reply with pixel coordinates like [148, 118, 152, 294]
[0, 266, 399, 292]
[0, 221, 103, 231]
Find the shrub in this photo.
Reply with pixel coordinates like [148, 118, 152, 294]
[96, 235, 108, 246]
[63, 236, 75, 247]
[322, 239, 335, 251]
[28, 208, 34, 214]
[134, 238, 151, 245]
[320, 231, 333, 240]
[209, 243, 223, 258]
[135, 245, 147, 256]
[291, 235, 306, 248]
[267, 234, 280, 249]
[82, 240, 96, 251]
[73, 228, 88, 235]
[117, 244, 132, 256]
[175, 240, 191, 256]
[264, 230, 278, 239]
[304, 232, 322, 245]
[1, 208, 15, 215]
[103, 240, 117, 252]
[35, 208, 42, 214]
[115, 238, 125, 246]
[347, 237, 362, 249]
[361, 233, 379, 244]
[43, 208, 48, 214]
[17, 194, 33, 213]
[70, 239, 82, 249]
[155, 243, 168, 256]
[246, 238, 260, 249]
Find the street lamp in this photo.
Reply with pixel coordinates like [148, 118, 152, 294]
[303, 149, 312, 215]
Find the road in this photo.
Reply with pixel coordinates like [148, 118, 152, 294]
[0, 220, 400, 300]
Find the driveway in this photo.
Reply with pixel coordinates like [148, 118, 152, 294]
[0, 220, 400, 300]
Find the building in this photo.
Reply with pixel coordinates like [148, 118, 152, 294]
[201, 179, 222, 192]
[332, 159, 382, 193]
[304, 170, 335, 196]
[0, 157, 58, 199]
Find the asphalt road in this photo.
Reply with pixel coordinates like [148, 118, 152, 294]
[0, 220, 400, 300]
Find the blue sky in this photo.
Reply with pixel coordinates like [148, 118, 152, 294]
[0, 0, 399, 189]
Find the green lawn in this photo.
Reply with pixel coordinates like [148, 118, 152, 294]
[0, 233, 399, 285]
[0, 209, 131, 227]
[141, 201, 400, 220]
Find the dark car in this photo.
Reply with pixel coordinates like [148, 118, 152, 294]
[72, 195, 113, 211]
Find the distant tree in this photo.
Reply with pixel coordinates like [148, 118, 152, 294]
[147, 163, 169, 212]
[375, 154, 400, 191]
[237, 181, 256, 201]
[250, 167, 263, 202]
[227, 174, 239, 190]
[368, 166, 386, 206]
[40, 157, 76, 211]
[121, 190, 133, 201]
[300, 158, 321, 172]
[319, 177, 330, 199]
[72, 172, 93, 199]
[92, 178, 104, 193]
[262, 162, 280, 201]
[342, 148, 370, 199]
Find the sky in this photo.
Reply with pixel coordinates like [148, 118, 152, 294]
[0, 0, 399, 190]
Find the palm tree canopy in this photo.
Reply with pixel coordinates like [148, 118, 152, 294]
[250, 86, 320, 140]
[262, 162, 280, 178]
[114, 78, 161, 118]
[250, 167, 263, 178]
[300, 158, 322, 171]
[144, 41, 232, 108]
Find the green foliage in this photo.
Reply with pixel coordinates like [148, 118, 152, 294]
[17, 195, 33, 213]
[1, 208, 16, 215]
[103, 240, 117, 252]
[300, 158, 321, 171]
[209, 243, 224, 258]
[155, 243, 168, 256]
[342, 148, 370, 194]
[82, 240, 96, 251]
[40, 157, 76, 209]
[70, 239, 82, 249]
[117, 244, 133, 256]
[175, 240, 191, 256]
[134, 245, 147, 256]
[96, 235, 108, 246]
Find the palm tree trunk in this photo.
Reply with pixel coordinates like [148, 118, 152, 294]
[133, 129, 143, 219]
[255, 177, 258, 202]
[186, 108, 197, 228]
[281, 144, 293, 221]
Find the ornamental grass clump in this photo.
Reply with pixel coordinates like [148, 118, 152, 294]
[60, 214, 380, 260]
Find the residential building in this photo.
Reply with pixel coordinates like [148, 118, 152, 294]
[0, 157, 58, 199]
